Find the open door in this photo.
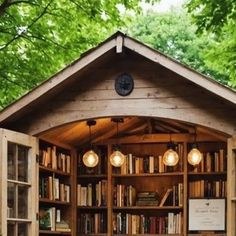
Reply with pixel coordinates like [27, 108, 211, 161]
[227, 136, 236, 236]
[0, 129, 38, 236]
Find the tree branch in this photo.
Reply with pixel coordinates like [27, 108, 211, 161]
[0, 0, 53, 51]
[0, 0, 39, 16]
[0, 0, 12, 17]
[0, 73, 27, 89]
[27, 32, 68, 49]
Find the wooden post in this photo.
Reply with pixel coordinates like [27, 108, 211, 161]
[107, 144, 113, 235]
[227, 137, 236, 235]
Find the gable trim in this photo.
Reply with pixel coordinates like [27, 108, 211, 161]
[124, 36, 236, 105]
[124, 37, 236, 104]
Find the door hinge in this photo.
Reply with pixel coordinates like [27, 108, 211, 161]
[36, 212, 39, 221]
[36, 154, 39, 163]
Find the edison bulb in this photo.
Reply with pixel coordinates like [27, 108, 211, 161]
[188, 148, 202, 165]
[110, 150, 125, 167]
[82, 150, 99, 167]
[163, 149, 179, 166]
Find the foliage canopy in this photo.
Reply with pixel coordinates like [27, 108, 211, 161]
[127, 11, 228, 86]
[186, 0, 236, 86]
[0, 0, 235, 109]
[0, 0, 155, 108]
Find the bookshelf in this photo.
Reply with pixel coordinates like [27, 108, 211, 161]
[77, 145, 108, 235]
[36, 135, 228, 236]
[109, 142, 184, 235]
[38, 141, 73, 235]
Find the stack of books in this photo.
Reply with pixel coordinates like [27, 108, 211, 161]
[136, 192, 159, 206]
[56, 221, 71, 232]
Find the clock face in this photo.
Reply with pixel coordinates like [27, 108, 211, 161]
[115, 73, 134, 96]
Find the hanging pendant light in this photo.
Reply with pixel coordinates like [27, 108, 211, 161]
[163, 134, 179, 166]
[110, 118, 125, 167]
[110, 150, 125, 167]
[82, 120, 99, 168]
[188, 130, 202, 166]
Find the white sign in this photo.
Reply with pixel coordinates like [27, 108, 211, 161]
[189, 199, 225, 231]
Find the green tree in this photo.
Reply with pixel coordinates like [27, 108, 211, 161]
[186, 0, 236, 86]
[127, 11, 228, 85]
[0, 0, 157, 108]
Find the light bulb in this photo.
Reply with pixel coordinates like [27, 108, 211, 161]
[188, 148, 202, 165]
[110, 150, 125, 167]
[82, 150, 99, 167]
[163, 149, 179, 166]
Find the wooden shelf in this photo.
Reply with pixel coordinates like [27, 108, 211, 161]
[77, 206, 107, 210]
[112, 206, 183, 210]
[39, 230, 71, 235]
[112, 172, 184, 177]
[114, 234, 183, 236]
[188, 172, 227, 176]
[39, 166, 70, 176]
[39, 198, 71, 205]
[78, 174, 107, 178]
[188, 234, 226, 236]
[79, 234, 107, 236]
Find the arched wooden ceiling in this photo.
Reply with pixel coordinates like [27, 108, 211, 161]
[38, 116, 229, 148]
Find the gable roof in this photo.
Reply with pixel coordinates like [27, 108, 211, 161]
[0, 31, 236, 124]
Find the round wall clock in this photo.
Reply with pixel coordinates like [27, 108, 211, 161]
[115, 73, 134, 96]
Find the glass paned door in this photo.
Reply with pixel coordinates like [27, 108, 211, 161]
[0, 129, 38, 236]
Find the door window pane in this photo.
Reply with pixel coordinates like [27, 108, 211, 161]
[7, 182, 16, 218]
[18, 145, 28, 182]
[18, 185, 28, 219]
[18, 223, 28, 236]
[8, 143, 16, 180]
[7, 222, 16, 235]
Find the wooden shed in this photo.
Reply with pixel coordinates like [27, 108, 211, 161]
[0, 31, 235, 236]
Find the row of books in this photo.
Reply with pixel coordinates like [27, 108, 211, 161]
[159, 183, 183, 207]
[113, 212, 182, 234]
[116, 151, 183, 175]
[39, 146, 71, 173]
[189, 180, 227, 198]
[77, 180, 107, 206]
[114, 185, 136, 207]
[77, 213, 107, 234]
[190, 149, 226, 173]
[113, 183, 183, 207]
[39, 207, 71, 232]
[39, 176, 70, 202]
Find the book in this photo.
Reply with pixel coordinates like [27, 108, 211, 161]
[39, 208, 52, 230]
[159, 188, 172, 207]
[39, 207, 56, 231]
[158, 155, 164, 173]
[206, 152, 212, 172]
[51, 146, 57, 169]
[136, 200, 159, 206]
[149, 156, 154, 173]
[53, 178, 59, 200]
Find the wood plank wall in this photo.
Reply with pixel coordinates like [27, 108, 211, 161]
[11, 51, 236, 137]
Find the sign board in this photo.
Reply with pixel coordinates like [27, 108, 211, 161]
[188, 198, 225, 231]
